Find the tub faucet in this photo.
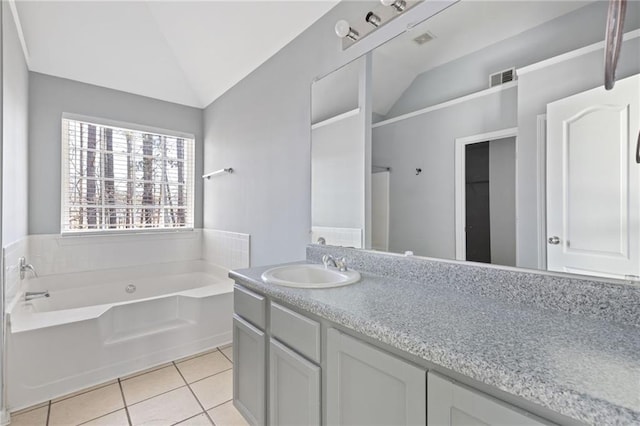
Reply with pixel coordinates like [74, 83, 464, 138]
[322, 254, 348, 272]
[24, 291, 49, 301]
[19, 257, 38, 280]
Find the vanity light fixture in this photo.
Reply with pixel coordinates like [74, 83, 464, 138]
[337, 0, 421, 49]
[381, 0, 407, 13]
[335, 20, 360, 41]
[365, 11, 382, 27]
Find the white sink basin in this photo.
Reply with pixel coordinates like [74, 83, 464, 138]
[261, 264, 361, 288]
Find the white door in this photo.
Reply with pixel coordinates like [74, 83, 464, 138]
[546, 74, 640, 279]
[372, 171, 390, 251]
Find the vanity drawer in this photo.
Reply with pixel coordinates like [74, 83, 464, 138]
[270, 302, 321, 363]
[234, 284, 266, 329]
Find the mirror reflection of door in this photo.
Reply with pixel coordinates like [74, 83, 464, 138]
[546, 73, 640, 279]
[462, 137, 516, 266]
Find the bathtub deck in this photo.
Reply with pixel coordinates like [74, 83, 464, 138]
[9, 345, 247, 426]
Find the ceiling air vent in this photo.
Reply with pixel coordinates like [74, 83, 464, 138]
[489, 67, 516, 88]
[413, 31, 435, 45]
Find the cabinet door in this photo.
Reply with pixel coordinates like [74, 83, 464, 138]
[326, 328, 426, 425]
[233, 314, 265, 426]
[269, 339, 321, 426]
[428, 372, 551, 426]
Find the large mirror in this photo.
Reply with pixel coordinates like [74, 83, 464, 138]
[311, 0, 640, 280]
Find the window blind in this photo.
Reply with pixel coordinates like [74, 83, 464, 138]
[61, 117, 195, 233]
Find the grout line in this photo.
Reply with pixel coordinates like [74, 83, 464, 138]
[172, 361, 189, 386]
[206, 410, 217, 426]
[9, 402, 49, 417]
[45, 401, 51, 426]
[120, 362, 174, 381]
[187, 367, 233, 387]
[173, 361, 216, 424]
[49, 380, 116, 404]
[117, 379, 133, 426]
[169, 411, 210, 426]
[219, 348, 232, 364]
[124, 384, 190, 409]
[171, 359, 217, 425]
[76, 408, 126, 426]
[174, 348, 220, 365]
[209, 399, 233, 410]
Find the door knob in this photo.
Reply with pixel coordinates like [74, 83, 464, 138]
[548, 236, 561, 245]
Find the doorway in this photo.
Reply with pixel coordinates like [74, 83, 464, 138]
[465, 142, 491, 263]
[455, 128, 518, 266]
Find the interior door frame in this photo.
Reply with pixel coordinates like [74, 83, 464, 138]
[454, 127, 518, 261]
[536, 114, 547, 270]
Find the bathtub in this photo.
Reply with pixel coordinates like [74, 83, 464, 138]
[7, 260, 233, 411]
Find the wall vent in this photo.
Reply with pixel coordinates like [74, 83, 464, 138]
[489, 67, 516, 88]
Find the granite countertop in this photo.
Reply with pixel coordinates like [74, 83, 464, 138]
[230, 261, 640, 426]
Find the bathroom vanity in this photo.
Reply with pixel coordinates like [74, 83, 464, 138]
[230, 245, 640, 426]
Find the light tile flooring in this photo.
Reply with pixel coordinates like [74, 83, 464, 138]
[10, 345, 248, 426]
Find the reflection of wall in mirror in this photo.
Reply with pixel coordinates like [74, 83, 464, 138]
[370, 0, 640, 270]
[311, 113, 364, 248]
[311, 60, 360, 124]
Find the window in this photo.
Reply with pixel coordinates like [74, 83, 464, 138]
[61, 115, 195, 233]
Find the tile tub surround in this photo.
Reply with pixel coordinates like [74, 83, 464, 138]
[308, 245, 640, 328]
[3, 237, 29, 303]
[5, 228, 250, 281]
[202, 229, 250, 271]
[229, 253, 640, 425]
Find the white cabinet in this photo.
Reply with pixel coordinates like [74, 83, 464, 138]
[427, 372, 551, 426]
[232, 314, 265, 426]
[326, 328, 426, 425]
[232, 283, 553, 426]
[269, 339, 321, 426]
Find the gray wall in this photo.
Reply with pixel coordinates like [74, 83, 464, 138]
[2, 3, 29, 247]
[202, 0, 455, 266]
[372, 87, 517, 258]
[312, 114, 364, 229]
[385, 1, 640, 119]
[28, 72, 204, 234]
[489, 137, 516, 267]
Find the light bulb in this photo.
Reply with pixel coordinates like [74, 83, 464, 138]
[334, 20, 351, 38]
[334, 20, 359, 41]
[380, 0, 406, 12]
[366, 12, 382, 27]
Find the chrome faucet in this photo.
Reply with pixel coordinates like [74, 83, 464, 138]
[322, 254, 348, 272]
[24, 291, 49, 301]
[19, 257, 38, 280]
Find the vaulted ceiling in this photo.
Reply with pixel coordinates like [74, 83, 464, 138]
[13, 0, 340, 108]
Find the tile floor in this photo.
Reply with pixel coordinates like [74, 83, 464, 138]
[10, 345, 248, 426]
